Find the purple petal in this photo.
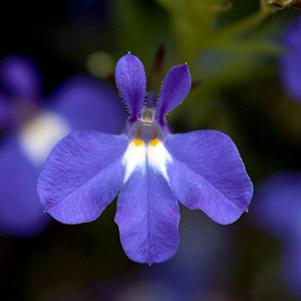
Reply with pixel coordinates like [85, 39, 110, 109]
[49, 76, 126, 134]
[157, 64, 191, 122]
[0, 55, 41, 101]
[279, 16, 301, 102]
[115, 53, 146, 120]
[38, 131, 128, 224]
[0, 137, 48, 236]
[165, 130, 253, 225]
[115, 169, 180, 264]
[252, 171, 301, 241]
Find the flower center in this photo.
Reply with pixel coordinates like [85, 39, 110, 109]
[128, 106, 163, 143]
[122, 107, 172, 183]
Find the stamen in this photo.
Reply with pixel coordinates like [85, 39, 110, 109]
[128, 106, 163, 143]
[140, 107, 155, 126]
[149, 138, 160, 146]
[133, 138, 144, 146]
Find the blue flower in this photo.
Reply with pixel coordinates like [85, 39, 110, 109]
[38, 53, 253, 264]
[0, 55, 125, 236]
[252, 171, 301, 296]
[279, 16, 301, 102]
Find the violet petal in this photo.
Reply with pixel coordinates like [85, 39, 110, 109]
[157, 64, 191, 122]
[115, 168, 180, 264]
[165, 130, 253, 224]
[115, 53, 146, 120]
[38, 131, 128, 224]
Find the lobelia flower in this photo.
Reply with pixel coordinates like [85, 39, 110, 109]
[252, 171, 301, 296]
[279, 15, 301, 102]
[0, 55, 125, 236]
[38, 53, 253, 264]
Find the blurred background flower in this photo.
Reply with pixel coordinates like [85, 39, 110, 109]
[0, 55, 125, 236]
[279, 15, 301, 102]
[0, 0, 300, 300]
[252, 171, 301, 297]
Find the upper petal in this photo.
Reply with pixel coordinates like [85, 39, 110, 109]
[38, 131, 128, 224]
[49, 76, 126, 134]
[157, 64, 191, 122]
[115, 53, 146, 120]
[115, 167, 180, 264]
[165, 130, 253, 225]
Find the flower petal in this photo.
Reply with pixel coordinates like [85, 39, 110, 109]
[0, 55, 40, 101]
[165, 130, 253, 225]
[252, 171, 301, 241]
[0, 137, 47, 236]
[38, 131, 128, 224]
[115, 53, 146, 120]
[49, 76, 126, 134]
[115, 168, 180, 264]
[157, 64, 191, 122]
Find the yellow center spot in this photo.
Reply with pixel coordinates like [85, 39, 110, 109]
[149, 138, 160, 146]
[133, 139, 144, 146]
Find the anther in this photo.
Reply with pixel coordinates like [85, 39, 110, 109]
[140, 107, 155, 126]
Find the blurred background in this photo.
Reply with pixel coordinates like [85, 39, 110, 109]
[0, 0, 301, 300]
